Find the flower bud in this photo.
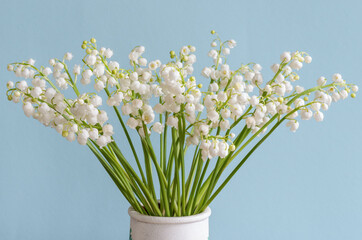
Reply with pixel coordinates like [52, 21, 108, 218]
[304, 55, 312, 63]
[293, 75, 300, 81]
[352, 85, 359, 92]
[64, 52, 73, 61]
[7, 64, 14, 71]
[229, 144, 236, 152]
[6, 81, 14, 89]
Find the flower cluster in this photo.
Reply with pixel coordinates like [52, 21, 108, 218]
[6, 53, 114, 147]
[6, 34, 358, 161]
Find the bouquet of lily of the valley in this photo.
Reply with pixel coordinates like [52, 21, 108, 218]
[5, 31, 357, 217]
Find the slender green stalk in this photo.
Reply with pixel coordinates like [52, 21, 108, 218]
[202, 126, 252, 197]
[109, 142, 162, 216]
[185, 152, 204, 215]
[141, 123, 171, 216]
[104, 88, 147, 186]
[195, 115, 277, 211]
[141, 139, 157, 200]
[197, 156, 223, 211]
[194, 125, 250, 205]
[160, 113, 164, 172]
[170, 128, 180, 216]
[178, 114, 186, 215]
[184, 145, 200, 200]
[109, 145, 156, 215]
[191, 158, 210, 214]
[166, 142, 176, 184]
[87, 142, 146, 214]
[198, 114, 286, 211]
[163, 113, 169, 173]
[101, 145, 146, 213]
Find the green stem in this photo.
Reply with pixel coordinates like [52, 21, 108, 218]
[141, 139, 157, 200]
[87, 142, 145, 214]
[109, 142, 162, 216]
[141, 124, 170, 216]
[198, 115, 285, 211]
[104, 88, 147, 185]
[184, 145, 200, 201]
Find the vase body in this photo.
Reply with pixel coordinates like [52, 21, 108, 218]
[128, 207, 211, 240]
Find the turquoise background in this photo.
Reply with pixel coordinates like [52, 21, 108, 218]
[1, 0, 362, 239]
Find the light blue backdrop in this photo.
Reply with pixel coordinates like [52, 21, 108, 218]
[1, 0, 361, 239]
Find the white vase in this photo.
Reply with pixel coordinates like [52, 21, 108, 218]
[128, 207, 211, 240]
